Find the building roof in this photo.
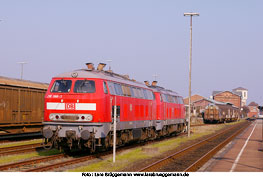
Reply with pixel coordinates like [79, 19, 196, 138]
[0, 76, 49, 90]
[233, 91, 242, 96]
[193, 97, 227, 105]
[233, 87, 248, 91]
[212, 91, 222, 96]
[248, 101, 258, 106]
[193, 97, 238, 108]
[212, 90, 241, 97]
[183, 94, 205, 105]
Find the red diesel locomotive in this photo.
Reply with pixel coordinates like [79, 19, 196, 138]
[43, 63, 186, 151]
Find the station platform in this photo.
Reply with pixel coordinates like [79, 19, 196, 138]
[199, 119, 263, 172]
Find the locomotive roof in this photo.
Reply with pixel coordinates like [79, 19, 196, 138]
[55, 69, 148, 88]
[55, 69, 181, 97]
[148, 85, 179, 97]
[0, 76, 49, 90]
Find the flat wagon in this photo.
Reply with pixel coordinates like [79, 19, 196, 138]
[0, 76, 48, 135]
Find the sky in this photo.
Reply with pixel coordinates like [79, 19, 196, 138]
[0, 0, 262, 105]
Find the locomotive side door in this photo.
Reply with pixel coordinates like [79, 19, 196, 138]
[159, 93, 164, 120]
[103, 81, 111, 122]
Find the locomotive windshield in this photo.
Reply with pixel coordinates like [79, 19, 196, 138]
[74, 80, 95, 93]
[51, 80, 72, 93]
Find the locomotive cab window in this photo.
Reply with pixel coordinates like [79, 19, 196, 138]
[173, 96, 178, 104]
[178, 97, 183, 104]
[147, 90, 154, 100]
[74, 80, 95, 93]
[103, 81, 108, 94]
[107, 81, 116, 95]
[114, 83, 123, 96]
[143, 89, 148, 99]
[130, 87, 135, 97]
[51, 80, 72, 93]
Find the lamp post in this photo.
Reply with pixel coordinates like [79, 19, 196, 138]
[113, 96, 117, 162]
[17, 62, 28, 80]
[258, 106, 263, 152]
[184, 12, 199, 137]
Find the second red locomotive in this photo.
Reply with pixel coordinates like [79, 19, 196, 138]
[43, 63, 186, 152]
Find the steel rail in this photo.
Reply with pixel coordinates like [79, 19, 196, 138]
[24, 132, 187, 172]
[0, 154, 66, 171]
[0, 132, 42, 140]
[138, 122, 249, 172]
[184, 122, 251, 172]
[0, 146, 43, 156]
[0, 143, 42, 153]
[25, 154, 99, 172]
[0, 130, 197, 172]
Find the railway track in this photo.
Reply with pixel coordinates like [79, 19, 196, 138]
[0, 132, 185, 172]
[191, 124, 208, 127]
[24, 137, 182, 172]
[0, 153, 67, 171]
[191, 124, 221, 127]
[0, 121, 247, 172]
[0, 145, 132, 172]
[0, 133, 42, 144]
[25, 153, 104, 172]
[0, 143, 43, 156]
[138, 121, 250, 172]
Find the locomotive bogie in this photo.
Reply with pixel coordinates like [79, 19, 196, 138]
[43, 123, 186, 151]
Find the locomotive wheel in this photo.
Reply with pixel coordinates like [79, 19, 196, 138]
[104, 135, 110, 150]
[62, 146, 73, 154]
[150, 128, 156, 140]
[43, 138, 53, 150]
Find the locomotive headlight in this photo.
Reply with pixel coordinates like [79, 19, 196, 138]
[49, 113, 61, 120]
[86, 114, 93, 121]
[49, 114, 55, 120]
[78, 114, 93, 121]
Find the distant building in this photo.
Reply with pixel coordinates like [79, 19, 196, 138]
[247, 101, 259, 118]
[258, 106, 263, 118]
[184, 94, 227, 118]
[192, 98, 226, 117]
[212, 91, 241, 108]
[184, 94, 205, 119]
[232, 87, 248, 107]
[183, 94, 205, 105]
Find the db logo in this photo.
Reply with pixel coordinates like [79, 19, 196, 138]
[65, 103, 75, 110]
